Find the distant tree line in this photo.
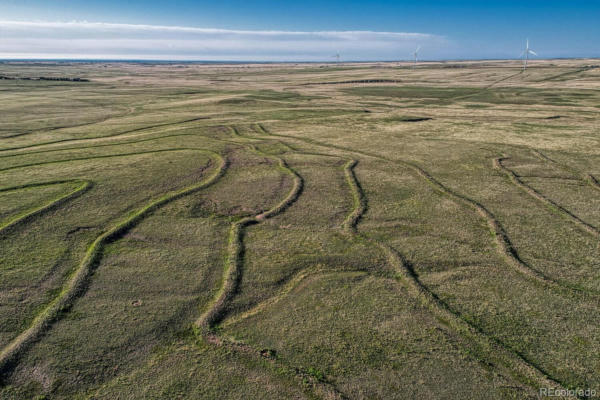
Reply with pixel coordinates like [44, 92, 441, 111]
[0, 76, 89, 82]
[304, 79, 402, 85]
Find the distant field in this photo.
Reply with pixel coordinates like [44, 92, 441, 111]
[1, 59, 599, 399]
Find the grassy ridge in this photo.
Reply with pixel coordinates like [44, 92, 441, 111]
[194, 142, 303, 332]
[343, 160, 564, 391]
[0, 151, 227, 377]
[0, 180, 91, 236]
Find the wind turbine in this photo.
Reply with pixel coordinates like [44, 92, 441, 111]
[520, 39, 537, 70]
[412, 46, 421, 67]
[332, 52, 341, 63]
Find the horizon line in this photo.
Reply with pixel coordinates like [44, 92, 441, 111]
[1, 57, 599, 63]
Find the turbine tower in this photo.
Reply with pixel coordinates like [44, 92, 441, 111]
[520, 39, 537, 70]
[412, 46, 421, 67]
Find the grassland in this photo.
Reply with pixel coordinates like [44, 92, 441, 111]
[1, 59, 599, 399]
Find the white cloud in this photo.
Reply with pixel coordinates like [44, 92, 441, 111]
[0, 20, 448, 61]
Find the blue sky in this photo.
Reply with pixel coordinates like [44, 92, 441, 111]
[1, 0, 598, 60]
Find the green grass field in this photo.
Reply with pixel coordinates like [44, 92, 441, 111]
[1, 59, 599, 399]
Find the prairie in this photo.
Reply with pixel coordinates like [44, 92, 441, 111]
[1, 59, 599, 399]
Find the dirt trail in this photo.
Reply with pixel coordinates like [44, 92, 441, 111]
[531, 148, 600, 193]
[587, 174, 600, 191]
[495, 156, 600, 238]
[485, 71, 524, 89]
[535, 66, 597, 83]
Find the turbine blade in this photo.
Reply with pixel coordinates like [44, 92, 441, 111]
[529, 50, 537, 56]
[415, 46, 421, 53]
